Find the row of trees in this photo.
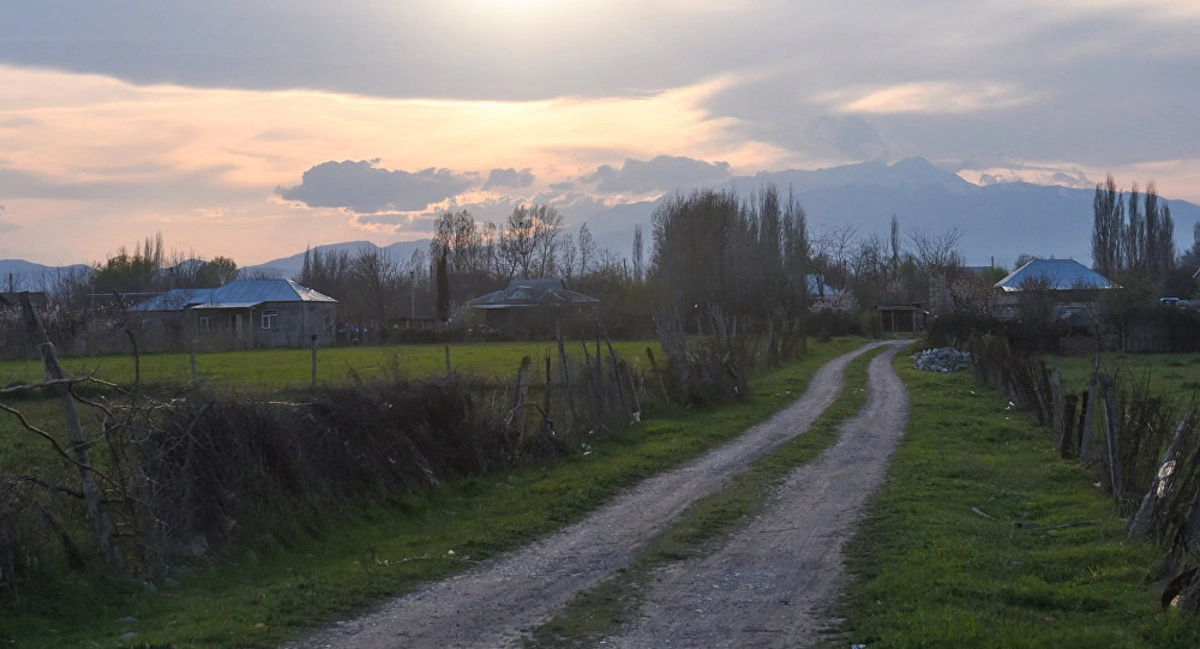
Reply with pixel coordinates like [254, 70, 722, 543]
[1092, 175, 1177, 287]
[89, 233, 241, 294]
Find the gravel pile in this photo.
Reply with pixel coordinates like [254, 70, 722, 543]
[912, 347, 972, 372]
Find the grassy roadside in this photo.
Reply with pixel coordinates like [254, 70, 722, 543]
[525, 343, 891, 647]
[1, 338, 865, 648]
[829, 354, 1200, 649]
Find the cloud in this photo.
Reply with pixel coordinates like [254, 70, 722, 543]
[835, 81, 1029, 115]
[803, 115, 889, 161]
[484, 168, 535, 190]
[0, 204, 14, 233]
[584, 155, 732, 194]
[276, 160, 476, 213]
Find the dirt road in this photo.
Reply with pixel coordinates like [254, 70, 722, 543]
[285, 340, 908, 649]
[603, 342, 910, 648]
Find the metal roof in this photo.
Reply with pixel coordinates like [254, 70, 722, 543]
[129, 288, 216, 312]
[192, 301, 263, 310]
[205, 279, 336, 304]
[468, 278, 599, 309]
[994, 258, 1114, 293]
[130, 279, 336, 312]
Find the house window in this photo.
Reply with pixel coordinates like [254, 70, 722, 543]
[261, 309, 279, 330]
[198, 316, 213, 331]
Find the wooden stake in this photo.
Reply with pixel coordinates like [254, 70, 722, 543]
[20, 293, 121, 572]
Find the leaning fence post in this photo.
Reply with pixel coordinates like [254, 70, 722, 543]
[20, 292, 121, 572]
[1129, 411, 1194, 538]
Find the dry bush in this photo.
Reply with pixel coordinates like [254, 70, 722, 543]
[139, 376, 566, 565]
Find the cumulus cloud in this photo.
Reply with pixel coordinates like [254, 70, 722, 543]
[0, 204, 14, 233]
[276, 160, 476, 213]
[584, 155, 732, 194]
[484, 168, 535, 190]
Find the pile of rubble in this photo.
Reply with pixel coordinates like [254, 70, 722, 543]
[912, 347, 972, 373]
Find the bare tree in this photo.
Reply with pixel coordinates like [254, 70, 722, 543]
[499, 205, 537, 279]
[631, 224, 645, 284]
[530, 205, 564, 278]
[577, 222, 596, 278]
[349, 247, 402, 339]
[559, 233, 577, 283]
[907, 226, 964, 271]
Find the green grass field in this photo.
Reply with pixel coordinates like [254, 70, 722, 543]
[0, 340, 663, 389]
[1049, 351, 1200, 406]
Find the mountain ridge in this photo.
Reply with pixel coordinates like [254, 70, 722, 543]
[6, 158, 1199, 287]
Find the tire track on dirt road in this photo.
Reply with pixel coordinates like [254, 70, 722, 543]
[603, 341, 911, 648]
[284, 341, 894, 649]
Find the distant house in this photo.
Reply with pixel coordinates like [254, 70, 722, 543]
[467, 278, 599, 333]
[131, 279, 337, 349]
[993, 258, 1114, 324]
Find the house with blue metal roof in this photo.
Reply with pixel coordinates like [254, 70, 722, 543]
[467, 278, 599, 336]
[994, 258, 1115, 292]
[993, 258, 1114, 324]
[131, 279, 337, 349]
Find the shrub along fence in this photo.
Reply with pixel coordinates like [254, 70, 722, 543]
[966, 333, 1200, 610]
[3, 289, 780, 592]
[0, 309, 651, 590]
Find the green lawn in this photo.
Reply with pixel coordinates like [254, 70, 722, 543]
[1049, 351, 1200, 405]
[0, 340, 662, 389]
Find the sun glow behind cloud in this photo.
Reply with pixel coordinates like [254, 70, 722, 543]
[834, 81, 1031, 115]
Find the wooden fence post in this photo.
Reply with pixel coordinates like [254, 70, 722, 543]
[1050, 369, 1064, 452]
[1060, 394, 1078, 458]
[603, 327, 627, 412]
[556, 322, 577, 422]
[510, 356, 531, 442]
[646, 347, 670, 404]
[1129, 411, 1194, 538]
[1079, 354, 1101, 463]
[19, 292, 121, 572]
[542, 355, 553, 433]
[1100, 373, 1124, 504]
